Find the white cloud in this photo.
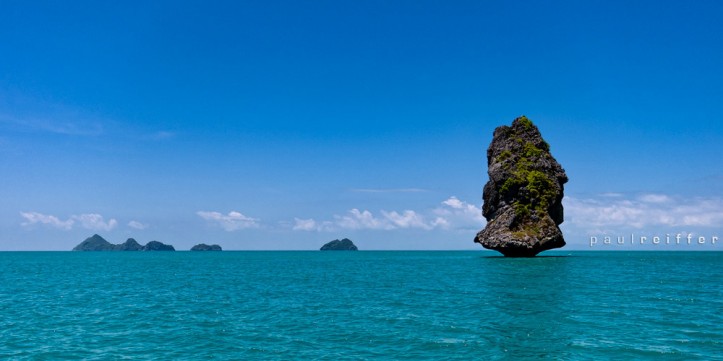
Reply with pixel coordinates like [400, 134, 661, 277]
[435, 197, 486, 230]
[20, 212, 74, 230]
[197, 211, 259, 231]
[128, 220, 148, 230]
[381, 210, 434, 230]
[291, 196, 485, 232]
[292, 218, 317, 231]
[73, 214, 118, 231]
[292, 218, 334, 232]
[20, 212, 118, 231]
[599, 192, 624, 198]
[335, 209, 394, 230]
[293, 209, 439, 232]
[638, 193, 671, 203]
[565, 194, 723, 229]
[441, 197, 465, 209]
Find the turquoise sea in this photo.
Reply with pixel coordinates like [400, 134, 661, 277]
[0, 251, 721, 360]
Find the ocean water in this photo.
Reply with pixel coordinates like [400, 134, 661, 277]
[0, 251, 721, 360]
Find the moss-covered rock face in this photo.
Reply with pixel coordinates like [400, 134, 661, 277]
[475, 116, 568, 257]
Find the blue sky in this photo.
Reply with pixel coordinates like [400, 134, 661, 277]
[2, 0, 723, 250]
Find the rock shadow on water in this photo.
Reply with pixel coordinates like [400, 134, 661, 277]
[474, 249, 576, 358]
[480, 253, 575, 259]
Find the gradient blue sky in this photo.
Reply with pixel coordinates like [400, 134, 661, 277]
[2, 0, 723, 250]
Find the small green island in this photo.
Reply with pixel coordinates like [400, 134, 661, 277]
[320, 238, 358, 251]
[191, 243, 222, 251]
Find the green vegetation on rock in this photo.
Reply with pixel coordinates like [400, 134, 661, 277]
[523, 141, 543, 158]
[497, 122, 557, 217]
[496, 149, 513, 162]
[516, 115, 533, 129]
[526, 170, 556, 212]
[513, 201, 530, 217]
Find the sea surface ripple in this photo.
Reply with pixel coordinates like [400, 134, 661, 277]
[0, 251, 721, 360]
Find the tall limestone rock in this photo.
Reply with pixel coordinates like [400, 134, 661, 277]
[475, 116, 568, 257]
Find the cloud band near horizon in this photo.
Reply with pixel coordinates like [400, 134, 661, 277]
[18, 193, 723, 237]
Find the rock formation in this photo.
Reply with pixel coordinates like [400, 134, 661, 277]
[72, 234, 115, 251]
[142, 241, 175, 251]
[117, 238, 143, 251]
[72, 234, 176, 251]
[474, 116, 567, 257]
[191, 243, 222, 251]
[320, 238, 358, 251]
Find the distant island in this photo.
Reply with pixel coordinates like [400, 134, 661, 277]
[72, 234, 175, 251]
[191, 243, 222, 251]
[320, 238, 358, 251]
